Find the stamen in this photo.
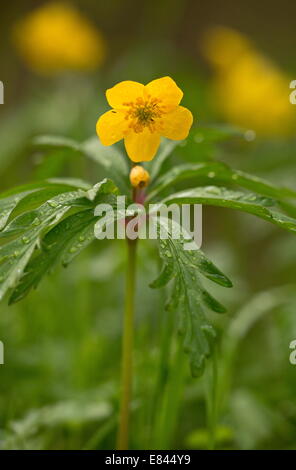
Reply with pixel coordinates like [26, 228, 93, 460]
[123, 96, 165, 133]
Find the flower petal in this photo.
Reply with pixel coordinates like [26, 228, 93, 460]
[145, 76, 183, 110]
[161, 106, 193, 140]
[96, 110, 127, 146]
[124, 129, 161, 162]
[106, 80, 145, 109]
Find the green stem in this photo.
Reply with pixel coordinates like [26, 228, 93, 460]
[117, 239, 137, 450]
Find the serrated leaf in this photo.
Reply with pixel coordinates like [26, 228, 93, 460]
[0, 178, 120, 302]
[188, 250, 233, 287]
[86, 178, 119, 202]
[9, 209, 97, 303]
[149, 261, 175, 288]
[148, 162, 296, 202]
[150, 218, 231, 377]
[0, 239, 37, 301]
[10, 191, 122, 304]
[0, 191, 33, 231]
[161, 187, 296, 233]
[0, 183, 52, 231]
[0, 180, 91, 231]
[0, 190, 88, 301]
[1, 189, 88, 238]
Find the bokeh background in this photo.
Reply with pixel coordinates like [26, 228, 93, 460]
[0, 0, 296, 450]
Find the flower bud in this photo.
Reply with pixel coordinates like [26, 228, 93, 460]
[129, 165, 150, 188]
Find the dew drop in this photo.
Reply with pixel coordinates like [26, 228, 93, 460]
[244, 129, 256, 142]
[194, 133, 204, 143]
[206, 186, 221, 195]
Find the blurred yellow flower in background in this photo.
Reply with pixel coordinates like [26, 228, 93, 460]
[202, 27, 295, 136]
[13, 2, 106, 75]
[97, 77, 193, 162]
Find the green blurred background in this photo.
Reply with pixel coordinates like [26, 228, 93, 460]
[0, 0, 296, 450]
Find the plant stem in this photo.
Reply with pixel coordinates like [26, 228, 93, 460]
[117, 238, 137, 450]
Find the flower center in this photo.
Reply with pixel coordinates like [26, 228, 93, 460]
[123, 96, 165, 133]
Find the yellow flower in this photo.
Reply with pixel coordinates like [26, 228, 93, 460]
[202, 27, 295, 136]
[96, 77, 193, 162]
[13, 3, 106, 75]
[129, 165, 150, 188]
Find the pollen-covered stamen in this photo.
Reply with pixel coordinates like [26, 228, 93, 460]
[123, 95, 165, 133]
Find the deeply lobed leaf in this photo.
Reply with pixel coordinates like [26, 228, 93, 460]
[0, 178, 119, 303]
[150, 218, 232, 377]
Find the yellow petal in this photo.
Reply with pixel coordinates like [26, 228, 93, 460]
[161, 106, 193, 140]
[96, 110, 127, 146]
[145, 76, 183, 110]
[124, 129, 161, 162]
[106, 81, 145, 109]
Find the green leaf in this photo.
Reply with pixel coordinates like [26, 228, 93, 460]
[0, 178, 120, 303]
[32, 135, 129, 194]
[86, 178, 119, 202]
[47, 177, 92, 190]
[148, 162, 296, 202]
[0, 191, 35, 231]
[31, 135, 81, 152]
[161, 187, 296, 233]
[10, 191, 121, 304]
[82, 137, 129, 194]
[0, 180, 91, 231]
[0, 182, 53, 230]
[145, 138, 180, 182]
[9, 209, 97, 304]
[146, 126, 245, 184]
[0, 239, 37, 302]
[150, 218, 232, 377]
[192, 125, 245, 143]
[0, 189, 89, 301]
[1, 189, 88, 237]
